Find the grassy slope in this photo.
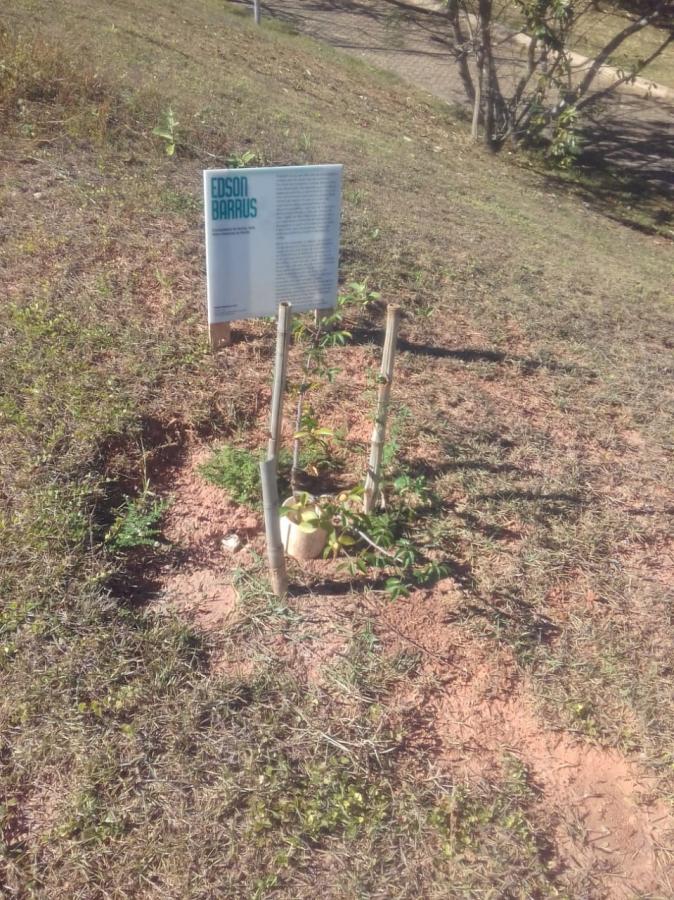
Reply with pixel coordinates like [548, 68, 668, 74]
[1, 0, 673, 896]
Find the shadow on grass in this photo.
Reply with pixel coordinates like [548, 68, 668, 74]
[476, 489, 585, 505]
[290, 548, 473, 597]
[475, 490, 586, 528]
[348, 326, 596, 377]
[579, 95, 674, 198]
[105, 548, 168, 607]
[396, 449, 522, 483]
[461, 592, 561, 651]
[535, 97, 674, 238]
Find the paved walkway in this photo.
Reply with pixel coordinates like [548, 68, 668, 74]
[266, 0, 475, 108]
[256, 0, 673, 195]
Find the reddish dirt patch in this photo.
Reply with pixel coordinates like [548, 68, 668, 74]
[374, 591, 673, 898]
[424, 683, 672, 895]
[155, 447, 263, 631]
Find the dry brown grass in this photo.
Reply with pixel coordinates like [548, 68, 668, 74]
[1, 2, 673, 896]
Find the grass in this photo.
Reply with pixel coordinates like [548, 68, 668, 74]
[1, 0, 673, 895]
[498, 0, 674, 87]
[200, 445, 262, 505]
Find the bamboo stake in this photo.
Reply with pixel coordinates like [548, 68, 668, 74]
[267, 302, 292, 461]
[314, 307, 328, 328]
[260, 458, 288, 596]
[290, 386, 304, 497]
[253, 0, 261, 25]
[363, 305, 401, 514]
[290, 313, 325, 495]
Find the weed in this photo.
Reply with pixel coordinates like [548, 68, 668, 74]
[249, 754, 390, 842]
[152, 106, 178, 156]
[199, 445, 261, 505]
[105, 486, 169, 552]
[227, 148, 258, 168]
[339, 280, 381, 310]
[429, 758, 554, 894]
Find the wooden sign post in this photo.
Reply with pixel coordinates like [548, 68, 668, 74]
[209, 322, 231, 349]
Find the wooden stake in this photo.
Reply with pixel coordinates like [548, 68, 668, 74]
[363, 305, 401, 514]
[268, 302, 292, 461]
[260, 458, 288, 596]
[209, 322, 231, 350]
[291, 307, 327, 495]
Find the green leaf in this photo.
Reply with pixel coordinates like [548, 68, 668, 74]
[298, 521, 319, 534]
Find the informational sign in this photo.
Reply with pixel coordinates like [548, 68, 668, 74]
[203, 164, 342, 323]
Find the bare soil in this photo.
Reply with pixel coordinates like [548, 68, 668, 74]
[157, 448, 264, 629]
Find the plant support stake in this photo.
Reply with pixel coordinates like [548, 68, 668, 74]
[363, 305, 401, 514]
[291, 314, 324, 495]
[260, 458, 288, 596]
[253, 0, 261, 25]
[267, 302, 292, 461]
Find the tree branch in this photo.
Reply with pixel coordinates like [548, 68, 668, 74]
[576, 31, 673, 110]
[574, 5, 667, 98]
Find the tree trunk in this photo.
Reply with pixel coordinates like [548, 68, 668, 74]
[478, 0, 496, 149]
[471, 49, 483, 141]
[446, 0, 475, 103]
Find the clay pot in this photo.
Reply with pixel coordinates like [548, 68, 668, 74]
[279, 496, 328, 561]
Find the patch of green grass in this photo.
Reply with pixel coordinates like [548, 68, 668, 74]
[158, 186, 201, 215]
[199, 444, 261, 505]
[248, 753, 391, 845]
[198, 437, 346, 510]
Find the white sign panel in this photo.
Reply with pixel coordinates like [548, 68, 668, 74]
[203, 164, 342, 323]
